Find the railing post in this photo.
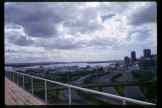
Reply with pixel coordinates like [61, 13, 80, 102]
[68, 87, 72, 105]
[122, 100, 126, 105]
[5, 71, 7, 77]
[13, 72, 14, 82]
[31, 77, 34, 94]
[44, 80, 48, 104]
[6, 71, 7, 78]
[23, 75, 25, 89]
[9, 72, 10, 79]
[17, 73, 19, 85]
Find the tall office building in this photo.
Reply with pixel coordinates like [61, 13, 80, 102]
[131, 51, 136, 62]
[124, 56, 130, 66]
[144, 49, 151, 57]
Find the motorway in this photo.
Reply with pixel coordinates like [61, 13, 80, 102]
[60, 71, 146, 105]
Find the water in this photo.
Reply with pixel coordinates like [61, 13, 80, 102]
[46, 62, 112, 68]
[5, 62, 115, 72]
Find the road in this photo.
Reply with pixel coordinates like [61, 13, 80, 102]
[123, 71, 145, 100]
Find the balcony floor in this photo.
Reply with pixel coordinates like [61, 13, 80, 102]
[5, 77, 45, 105]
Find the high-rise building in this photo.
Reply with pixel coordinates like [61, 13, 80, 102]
[144, 49, 151, 57]
[131, 51, 136, 62]
[124, 56, 130, 66]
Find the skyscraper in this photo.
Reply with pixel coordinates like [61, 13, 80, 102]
[144, 49, 151, 57]
[131, 51, 136, 62]
[124, 56, 130, 66]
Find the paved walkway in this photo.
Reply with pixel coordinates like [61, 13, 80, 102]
[5, 78, 45, 105]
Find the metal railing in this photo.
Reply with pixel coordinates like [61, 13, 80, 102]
[5, 71, 156, 106]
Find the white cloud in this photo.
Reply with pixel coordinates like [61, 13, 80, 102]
[5, 2, 157, 63]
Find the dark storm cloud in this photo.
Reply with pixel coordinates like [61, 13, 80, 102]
[14, 36, 33, 46]
[5, 3, 103, 49]
[5, 3, 103, 45]
[129, 3, 156, 25]
[5, 3, 61, 37]
[5, 49, 17, 53]
[6, 31, 34, 46]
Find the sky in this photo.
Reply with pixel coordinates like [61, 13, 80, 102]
[5, 2, 157, 63]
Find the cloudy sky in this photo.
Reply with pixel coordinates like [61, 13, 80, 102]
[5, 2, 157, 63]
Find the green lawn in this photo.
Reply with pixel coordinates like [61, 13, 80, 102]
[114, 85, 125, 96]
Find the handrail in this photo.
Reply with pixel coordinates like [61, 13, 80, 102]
[6, 71, 156, 106]
[31, 81, 156, 91]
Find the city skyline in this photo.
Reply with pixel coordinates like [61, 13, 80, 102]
[5, 2, 157, 63]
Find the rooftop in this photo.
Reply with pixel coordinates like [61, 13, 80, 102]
[5, 78, 45, 105]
